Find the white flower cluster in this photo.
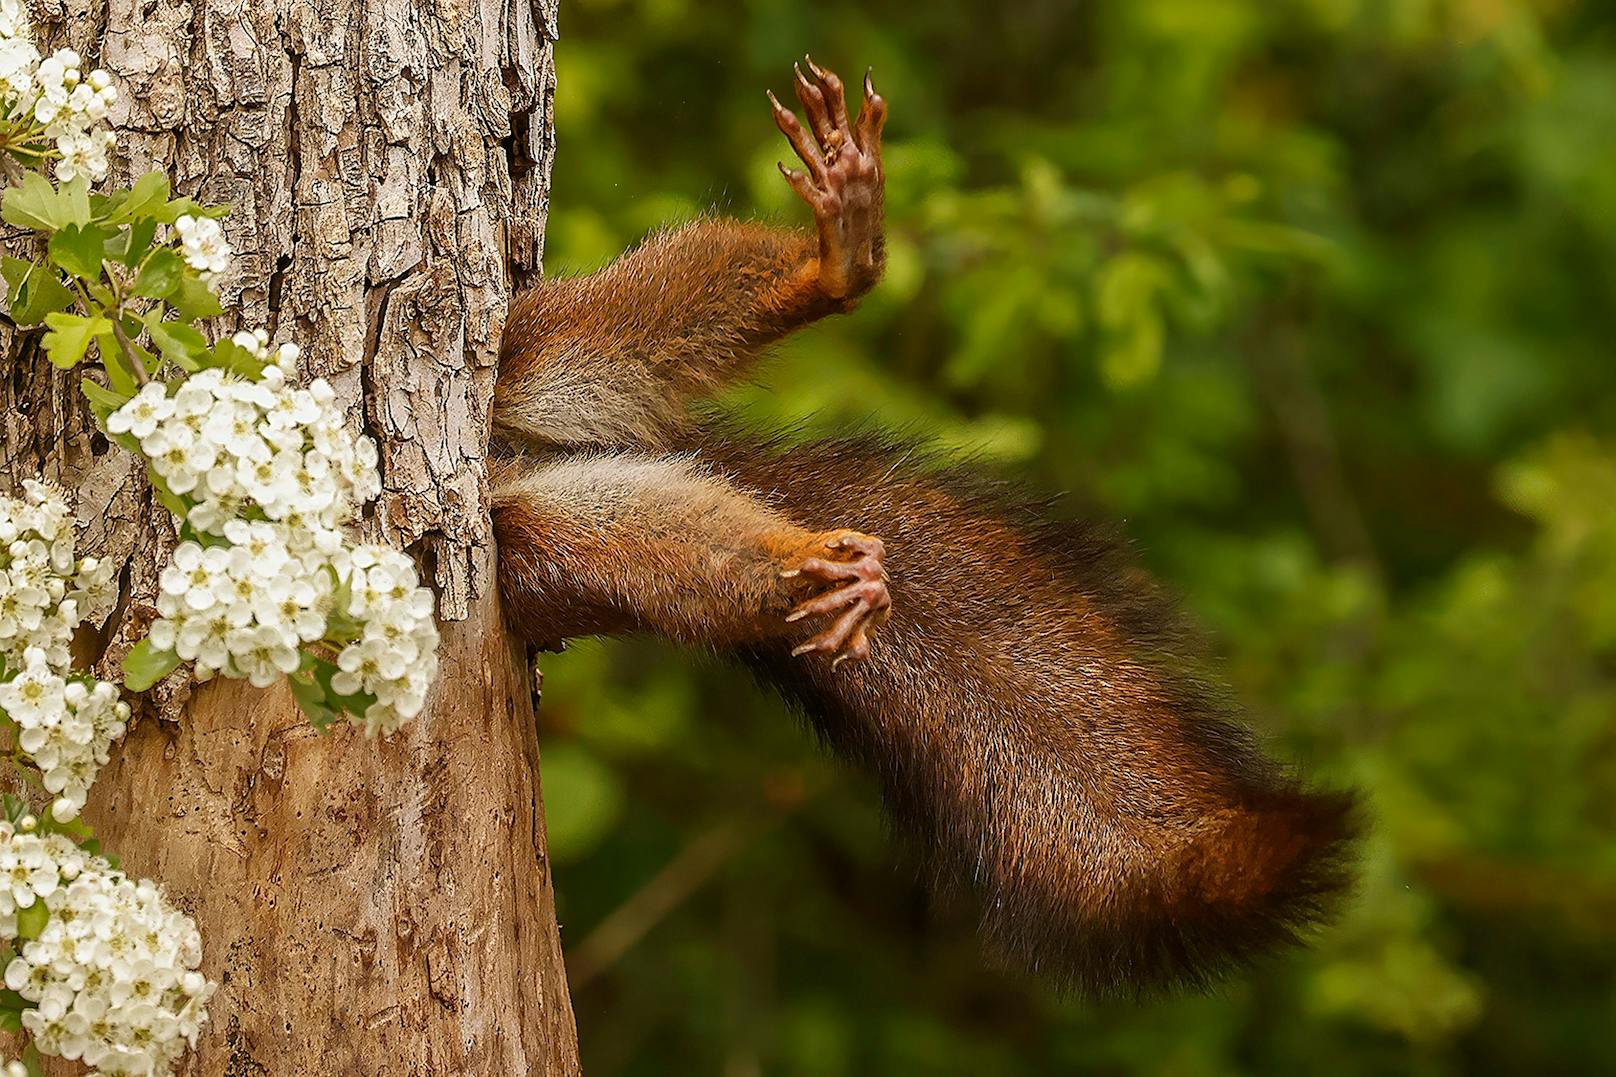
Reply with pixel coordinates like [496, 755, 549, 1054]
[0, 5, 118, 182]
[32, 51, 116, 183]
[330, 545, 440, 736]
[109, 342, 378, 540]
[0, 650, 128, 823]
[0, 483, 127, 822]
[173, 215, 230, 282]
[0, 481, 116, 670]
[0, 0, 37, 107]
[0, 821, 213, 1076]
[109, 345, 437, 735]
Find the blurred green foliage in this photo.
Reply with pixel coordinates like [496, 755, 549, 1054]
[534, 0, 1616, 1072]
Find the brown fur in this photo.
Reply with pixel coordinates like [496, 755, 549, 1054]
[489, 62, 1358, 994]
[696, 431, 1358, 993]
[496, 220, 842, 451]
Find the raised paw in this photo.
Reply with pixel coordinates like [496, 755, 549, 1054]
[766, 57, 887, 304]
[781, 530, 891, 671]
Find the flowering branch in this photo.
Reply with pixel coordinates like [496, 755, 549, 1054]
[0, 1, 445, 1071]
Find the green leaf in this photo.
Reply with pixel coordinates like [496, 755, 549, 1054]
[100, 171, 171, 225]
[145, 317, 207, 369]
[169, 273, 225, 321]
[1, 171, 70, 231]
[324, 568, 362, 642]
[1, 795, 30, 827]
[15, 900, 47, 941]
[306, 652, 377, 723]
[152, 195, 230, 226]
[79, 376, 133, 420]
[288, 669, 338, 732]
[0, 256, 25, 306]
[109, 217, 158, 268]
[47, 222, 115, 281]
[61, 175, 91, 227]
[210, 335, 267, 379]
[132, 247, 184, 298]
[122, 637, 182, 692]
[33, 804, 101, 856]
[96, 330, 141, 397]
[1, 257, 76, 327]
[0, 988, 26, 1030]
[41, 312, 109, 369]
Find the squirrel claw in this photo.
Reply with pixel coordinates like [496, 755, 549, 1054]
[768, 56, 887, 302]
[786, 530, 891, 668]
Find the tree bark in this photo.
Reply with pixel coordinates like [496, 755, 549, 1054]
[0, 0, 579, 1072]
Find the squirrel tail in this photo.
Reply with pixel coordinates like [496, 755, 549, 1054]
[702, 431, 1360, 994]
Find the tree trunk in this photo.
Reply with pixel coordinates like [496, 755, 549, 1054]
[0, 0, 579, 1072]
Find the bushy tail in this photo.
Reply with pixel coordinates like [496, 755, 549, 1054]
[704, 431, 1360, 994]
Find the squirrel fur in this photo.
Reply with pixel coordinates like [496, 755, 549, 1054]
[489, 59, 1359, 995]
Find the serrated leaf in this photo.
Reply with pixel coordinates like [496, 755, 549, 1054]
[209, 336, 266, 379]
[47, 222, 114, 281]
[132, 247, 183, 298]
[110, 217, 158, 268]
[145, 317, 207, 369]
[101, 171, 171, 225]
[79, 376, 132, 426]
[2, 257, 76, 327]
[1, 171, 69, 231]
[152, 195, 230, 226]
[61, 175, 91, 227]
[42, 312, 109, 369]
[289, 671, 338, 731]
[122, 637, 182, 692]
[169, 273, 224, 321]
[15, 900, 47, 941]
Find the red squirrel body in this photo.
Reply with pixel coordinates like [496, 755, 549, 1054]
[490, 60, 1358, 993]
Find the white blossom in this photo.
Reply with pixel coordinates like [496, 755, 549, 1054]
[112, 363, 436, 734]
[0, 0, 39, 109]
[0, 487, 128, 822]
[330, 545, 439, 736]
[0, 36, 119, 182]
[0, 481, 87, 670]
[173, 215, 230, 281]
[0, 648, 127, 822]
[0, 11, 118, 178]
[0, 824, 213, 1076]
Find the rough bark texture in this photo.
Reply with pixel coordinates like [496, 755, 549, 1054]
[0, 0, 579, 1072]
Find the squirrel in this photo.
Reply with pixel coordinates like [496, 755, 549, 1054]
[488, 57, 1359, 995]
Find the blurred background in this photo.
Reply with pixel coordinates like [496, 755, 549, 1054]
[533, 0, 1616, 1072]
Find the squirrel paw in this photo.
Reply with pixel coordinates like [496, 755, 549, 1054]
[782, 531, 891, 670]
[767, 57, 887, 304]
